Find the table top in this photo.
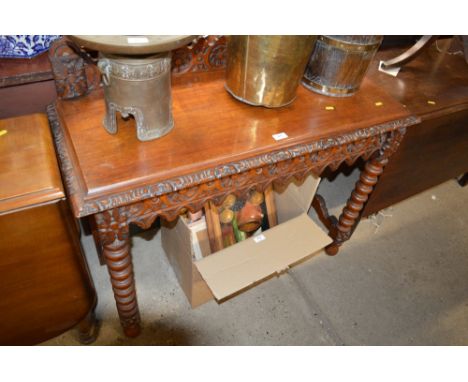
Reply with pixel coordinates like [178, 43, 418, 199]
[51, 68, 418, 218]
[0, 113, 63, 214]
[369, 42, 468, 119]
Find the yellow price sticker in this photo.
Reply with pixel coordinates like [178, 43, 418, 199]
[0, 129, 7, 137]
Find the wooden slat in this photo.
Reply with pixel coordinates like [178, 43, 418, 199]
[204, 201, 224, 253]
[264, 184, 278, 228]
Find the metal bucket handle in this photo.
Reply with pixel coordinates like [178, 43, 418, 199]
[98, 59, 111, 86]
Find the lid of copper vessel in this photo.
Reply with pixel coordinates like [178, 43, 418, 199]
[70, 35, 196, 55]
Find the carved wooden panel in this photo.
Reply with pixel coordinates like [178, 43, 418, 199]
[171, 36, 227, 75]
[48, 37, 100, 99]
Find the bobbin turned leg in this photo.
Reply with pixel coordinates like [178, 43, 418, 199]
[325, 157, 387, 255]
[95, 209, 141, 337]
[325, 128, 406, 255]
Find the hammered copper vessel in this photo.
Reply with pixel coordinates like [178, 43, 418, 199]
[225, 36, 317, 107]
[302, 35, 383, 97]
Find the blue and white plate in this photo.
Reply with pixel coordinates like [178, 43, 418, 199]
[0, 35, 61, 58]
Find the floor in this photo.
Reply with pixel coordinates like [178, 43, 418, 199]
[43, 168, 468, 345]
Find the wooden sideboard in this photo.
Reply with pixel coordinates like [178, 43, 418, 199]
[362, 42, 468, 216]
[47, 68, 418, 337]
[0, 53, 57, 119]
[0, 114, 98, 345]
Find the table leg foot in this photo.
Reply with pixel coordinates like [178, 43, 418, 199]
[325, 243, 340, 256]
[124, 324, 141, 338]
[77, 309, 100, 344]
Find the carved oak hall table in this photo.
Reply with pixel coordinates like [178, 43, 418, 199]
[47, 70, 419, 337]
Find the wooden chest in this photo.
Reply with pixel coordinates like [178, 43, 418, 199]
[0, 114, 96, 345]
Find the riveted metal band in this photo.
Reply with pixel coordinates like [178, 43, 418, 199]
[302, 77, 357, 97]
[319, 35, 383, 53]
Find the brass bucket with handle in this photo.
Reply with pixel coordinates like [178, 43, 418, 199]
[225, 35, 317, 108]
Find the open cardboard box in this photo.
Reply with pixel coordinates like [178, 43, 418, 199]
[161, 174, 332, 307]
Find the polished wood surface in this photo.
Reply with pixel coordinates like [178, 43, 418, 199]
[0, 113, 63, 213]
[362, 43, 468, 217]
[55, 70, 413, 218]
[0, 113, 96, 345]
[0, 53, 53, 88]
[368, 42, 468, 118]
[0, 200, 96, 345]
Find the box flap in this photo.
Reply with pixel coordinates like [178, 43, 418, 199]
[195, 213, 332, 300]
[274, 174, 320, 223]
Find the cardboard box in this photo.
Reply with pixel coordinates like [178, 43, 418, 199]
[161, 216, 214, 308]
[161, 174, 332, 307]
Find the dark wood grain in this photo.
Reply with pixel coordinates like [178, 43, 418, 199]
[0, 53, 53, 88]
[0, 80, 56, 119]
[0, 52, 57, 118]
[362, 43, 468, 217]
